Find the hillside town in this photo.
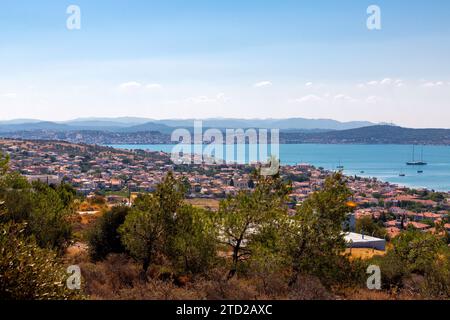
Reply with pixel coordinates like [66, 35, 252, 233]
[1, 138, 449, 239]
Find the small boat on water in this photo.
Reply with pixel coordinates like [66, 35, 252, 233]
[406, 145, 427, 166]
[360, 171, 365, 174]
[417, 170, 424, 174]
[399, 173, 406, 177]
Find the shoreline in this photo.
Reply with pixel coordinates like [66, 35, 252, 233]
[107, 143, 450, 193]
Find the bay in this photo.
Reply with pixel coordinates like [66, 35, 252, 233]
[107, 144, 450, 192]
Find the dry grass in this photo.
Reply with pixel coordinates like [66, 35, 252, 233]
[74, 254, 341, 300]
[185, 198, 220, 211]
[338, 288, 420, 300]
[345, 248, 386, 260]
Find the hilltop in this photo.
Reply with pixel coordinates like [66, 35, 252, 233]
[281, 125, 450, 145]
[0, 117, 382, 133]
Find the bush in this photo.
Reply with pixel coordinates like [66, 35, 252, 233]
[288, 275, 335, 300]
[169, 205, 218, 275]
[370, 230, 450, 298]
[88, 206, 130, 261]
[0, 175, 75, 252]
[0, 222, 82, 300]
[28, 182, 73, 251]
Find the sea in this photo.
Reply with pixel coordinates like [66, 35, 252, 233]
[107, 144, 450, 192]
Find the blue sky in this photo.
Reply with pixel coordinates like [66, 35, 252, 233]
[0, 0, 450, 127]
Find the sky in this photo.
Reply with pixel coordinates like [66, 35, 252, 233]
[0, 0, 450, 128]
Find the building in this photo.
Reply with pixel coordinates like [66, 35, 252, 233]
[25, 175, 61, 185]
[344, 232, 386, 251]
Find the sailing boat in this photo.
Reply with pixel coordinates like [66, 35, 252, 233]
[406, 145, 427, 166]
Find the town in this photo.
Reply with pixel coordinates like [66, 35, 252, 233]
[1, 138, 449, 240]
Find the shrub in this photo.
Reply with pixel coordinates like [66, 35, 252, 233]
[0, 222, 82, 300]
[88, 206, 130, 261]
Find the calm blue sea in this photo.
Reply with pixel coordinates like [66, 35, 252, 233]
[108, 144, 450, 192]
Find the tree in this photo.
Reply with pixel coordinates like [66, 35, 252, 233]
[285, 172, 355, 286]
[55, 183, 78, 208]
[0, 222, 82, 300]
[0, 159, 75, 253]
[218, 173, 291, 278]
[119, 172, 186, 276]
[27, 181, 73, 252]
[170, 205, 218, 275]
[88, 206, 130, 261]
[371, 229, 450, 297]
[355, 216, 387, 239]
[0, 172, 33, 223]
[119, 194, 164, 275]
[0, 152, 9, 175]
[387, 230, 446, 275]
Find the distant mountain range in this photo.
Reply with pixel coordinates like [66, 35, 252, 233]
[0, 117, 385, 133]
[281, 125, 450, 145]
[2, 124, 450, 145]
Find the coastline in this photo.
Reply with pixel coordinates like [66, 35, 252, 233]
[106, 143, 450, 193]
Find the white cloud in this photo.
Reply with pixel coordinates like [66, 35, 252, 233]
[363, 78, 404, 88]
[291, 94, 324, 103]
[118, 81, 163, 92]
[118, 81, 142, 91]
[422, 81, 444, 88]
[253, 81, 272, 88]
[333, 94, 356, 102]
[145, 83, 163, 90]
[186, 93, 229, 104]
[305, 82, 313, 87]
[0, 93, 17, 98]
[380, 78, 393, 85]
[394, 79, 405, 87]
[366, 96, 382, 104]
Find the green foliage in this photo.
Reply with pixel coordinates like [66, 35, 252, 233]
[119, 194, 164, 273]
[153, 171, 186, 233]
[284, 172, 310, 183]
[218, 173, 291, 278]
[285, 172, 355, 286]
[355, 216, 387, 239]
[27, 181, 73, 251]
[0, 152, 9, 175]
[246, 232, 291, 292]
[120, 172, 217, 276]
[170, 205, 218, 274]
[0, 168, 75, 252]
[0, 172, 33, 222]
[88, 206, 130, 261]
[54, 183, 78, 208]
[0, 222, 82, 300]
[120, 172, 187, 274]
[371, 229, 450, 297]
[390, 230, 446, 274]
